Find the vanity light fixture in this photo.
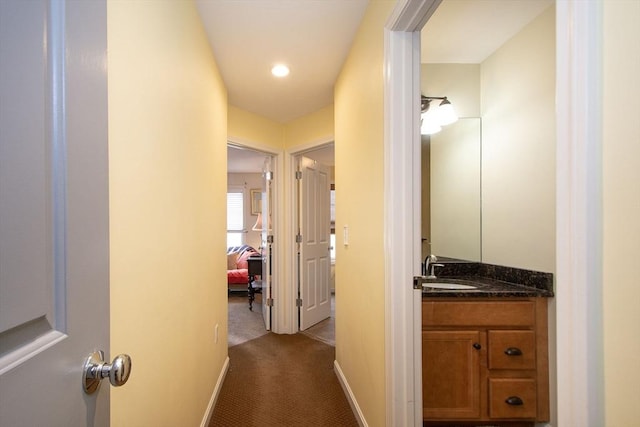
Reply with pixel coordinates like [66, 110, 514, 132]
[421, 96, 458, 135]
[271, 64, 290, 78]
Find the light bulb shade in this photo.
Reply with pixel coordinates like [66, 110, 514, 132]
[436, 98, 458, 126]
[421, 112, 442, 135]
[252, 213, 263, 231]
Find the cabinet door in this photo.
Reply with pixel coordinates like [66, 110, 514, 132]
[423, 330, 482, 419]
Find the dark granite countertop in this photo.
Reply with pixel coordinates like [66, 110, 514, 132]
[416, 261, 554, 298]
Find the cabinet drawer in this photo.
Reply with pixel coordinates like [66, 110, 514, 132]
[488, 330, 536, 370]
[423, 301, 535, 327]
[489, 378, 537, 419]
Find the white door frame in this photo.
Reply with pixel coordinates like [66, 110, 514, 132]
[554, 1, 604, 425]
[383, 0, 603, 425]
[227, 138, 284, 333]
[261, 156, 274, 330]
[383, 2, 441, 425]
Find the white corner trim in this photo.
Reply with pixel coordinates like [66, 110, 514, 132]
[200, 356, 230, 427]
[334, 360, 368, 427]
[555, 1, 604, 426]
[385, 0, 441, 31]
[383, 21, 424, 427]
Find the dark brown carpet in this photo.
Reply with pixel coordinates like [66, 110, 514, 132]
[210, 333, 358, 427]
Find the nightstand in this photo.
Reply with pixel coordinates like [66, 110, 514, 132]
[247, 256, 262, 311]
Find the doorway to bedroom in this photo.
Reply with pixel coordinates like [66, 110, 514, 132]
[227, 144, 274, 346]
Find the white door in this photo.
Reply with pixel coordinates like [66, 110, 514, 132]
[0, 1, 115, 426]
[261, 157, 273, 330]
[298, 156, 331, 330]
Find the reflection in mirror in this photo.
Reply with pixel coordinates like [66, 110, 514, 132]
[422, 118, 481, 262]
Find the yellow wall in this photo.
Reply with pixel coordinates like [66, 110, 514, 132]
[107, 1, 228, 426]
[228, 105, 284, 149]
[284, 104, 335, 148]
[602, 1, 640, 424]
[334, 1, 394, 425]
[228, 103, 334, 151]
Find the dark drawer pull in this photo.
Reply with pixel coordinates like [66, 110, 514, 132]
[473, 343, 481, 350]
[505, 396, 524, 406]
[504, 347, 523, 356]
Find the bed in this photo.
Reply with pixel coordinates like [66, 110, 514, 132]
[227, 245, 260, 292]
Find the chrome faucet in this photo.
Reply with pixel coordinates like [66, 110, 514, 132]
[423, 254, 444, 278]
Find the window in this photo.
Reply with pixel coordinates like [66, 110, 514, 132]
[227, 190, 244, 247]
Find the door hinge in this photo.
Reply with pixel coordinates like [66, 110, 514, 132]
[296, 298, 302, 307]
[295, 234, 302, 243]
[267, 235, 274, 244]
[295, 170, 302, 180]
[265, 171, 273, 181]
[266, 298, 274, 307]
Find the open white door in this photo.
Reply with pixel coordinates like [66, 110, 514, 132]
[0, 1, 119, 426]
[261, 157, 274, 330]
[298, 156, 331, 330]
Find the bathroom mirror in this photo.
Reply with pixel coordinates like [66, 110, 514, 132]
[422, 118, 481, 262]
[419, 1, 556, 270]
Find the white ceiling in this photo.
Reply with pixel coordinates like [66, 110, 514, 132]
[227, 146, 266, 174]
[213, 0, 553, 172]
[196, 0, 368, 124]
[421, 0, 553, 63]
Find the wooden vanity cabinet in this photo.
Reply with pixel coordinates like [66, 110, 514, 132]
[423, 330, 482, 419]
[422, 298, 549, 425]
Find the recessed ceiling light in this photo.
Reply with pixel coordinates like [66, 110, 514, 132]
[271, 64, 290, 78]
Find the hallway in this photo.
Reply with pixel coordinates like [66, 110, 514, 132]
[212, 295, 353, 426]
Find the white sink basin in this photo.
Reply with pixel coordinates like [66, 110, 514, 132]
[422, 283, 477, 290]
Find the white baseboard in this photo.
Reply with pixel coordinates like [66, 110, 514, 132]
[334, 360, 368, 427]
[200, 356, 230, 427]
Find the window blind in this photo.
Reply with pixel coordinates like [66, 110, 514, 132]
[227, 192, 244, 231]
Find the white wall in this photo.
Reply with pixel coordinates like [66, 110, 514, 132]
[228, 173, 263, 250]
[421, 64, 480, 117]
[481, 6, 556, 273]
[421, 6, 556, 274]
[430, 118, 481, 261]
[421, 64, 481, 260]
